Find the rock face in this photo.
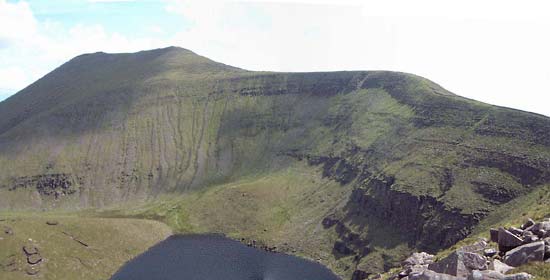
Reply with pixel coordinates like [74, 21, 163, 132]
[504, 241, 545, 267]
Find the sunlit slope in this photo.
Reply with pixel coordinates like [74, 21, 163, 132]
[0, 47, 549, 277]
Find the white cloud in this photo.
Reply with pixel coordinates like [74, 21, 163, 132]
[1, 0, 549, 116]
[0, 0, 37, 47]
[162, 0, 550, 116]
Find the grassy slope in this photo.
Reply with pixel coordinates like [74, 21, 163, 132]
[0, 213, 171, 280]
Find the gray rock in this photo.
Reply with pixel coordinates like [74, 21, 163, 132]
[462, 240, 488, 254]
[468, 270, 484, 280]
[463, 252, 488, 270]
[508, 227, 524, 237]
[526, 221, 550, 236]
[428, 251, 487, 278]
[522, 234, 539, 244]
[504, 241, 545, 267]
[408, 270, 461, 280]
[522, 230, 534, 237]
[502, 273, 533, 280]
[404, 252, 435, 267]
[484, 248, 497, 257]
[520, 219, 535, 230]
[490, 229, 499, 243]
[468, 270, 532, 280]
[490, 259, 514, 274]
[498, 228, 523, 252]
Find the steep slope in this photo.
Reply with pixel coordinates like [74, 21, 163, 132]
[0, 47, 549, 279]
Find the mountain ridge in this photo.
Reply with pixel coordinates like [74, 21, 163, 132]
[0, 46, 549, 279]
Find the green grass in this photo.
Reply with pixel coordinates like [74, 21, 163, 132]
[0, 213, 171, 280]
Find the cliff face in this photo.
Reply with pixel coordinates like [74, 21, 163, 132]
[1, 47, 549, 277]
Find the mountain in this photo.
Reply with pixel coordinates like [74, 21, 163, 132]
[0, 46, 549, 279]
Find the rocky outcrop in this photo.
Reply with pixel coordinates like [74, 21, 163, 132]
[345, 176, 484, 251]
[6, 173, 81, 199]
[428, 249, 488, 278]
[390, 217, 550, 280]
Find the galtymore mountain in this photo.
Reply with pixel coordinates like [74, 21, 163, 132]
[0, 47, 549, 279]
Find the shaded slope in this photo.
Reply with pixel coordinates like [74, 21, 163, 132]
[0, 47, 549, 278]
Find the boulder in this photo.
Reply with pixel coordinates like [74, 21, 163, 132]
[504, 241, 545, 267]
[461, 240, 488, 254]
[468, 270, 532, 280]
[408, 270, 461, 280]
[428, 251, 487, 278]
[468, 270, 494, 280]
[404, 252, 435, 267]
[484, 248, 497, 257]
[522, 235, 539, 244]
[490, 229, 499, 243]
[463, 252, 488, 271]
[46, 220, 58, 226]
[498, 228, 523, 252]
[502, 273, 533, 280]
[526, 221, 550, 236]
[521, 219, 535, 230]
[508, 227, 524, 237]
[489, 259, 514, 274]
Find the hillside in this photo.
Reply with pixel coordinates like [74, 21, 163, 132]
[0, 47, 549, 279]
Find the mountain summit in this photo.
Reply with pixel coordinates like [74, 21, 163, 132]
[0, 47, 549, 278]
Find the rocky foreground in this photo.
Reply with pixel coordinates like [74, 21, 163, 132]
[388, 218, 550, 280]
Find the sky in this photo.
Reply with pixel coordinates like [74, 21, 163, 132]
[1, 0, 549, 117]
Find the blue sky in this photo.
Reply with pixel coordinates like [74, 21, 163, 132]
[25, 0, 186, 38]
[1, 0, 550, 116]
